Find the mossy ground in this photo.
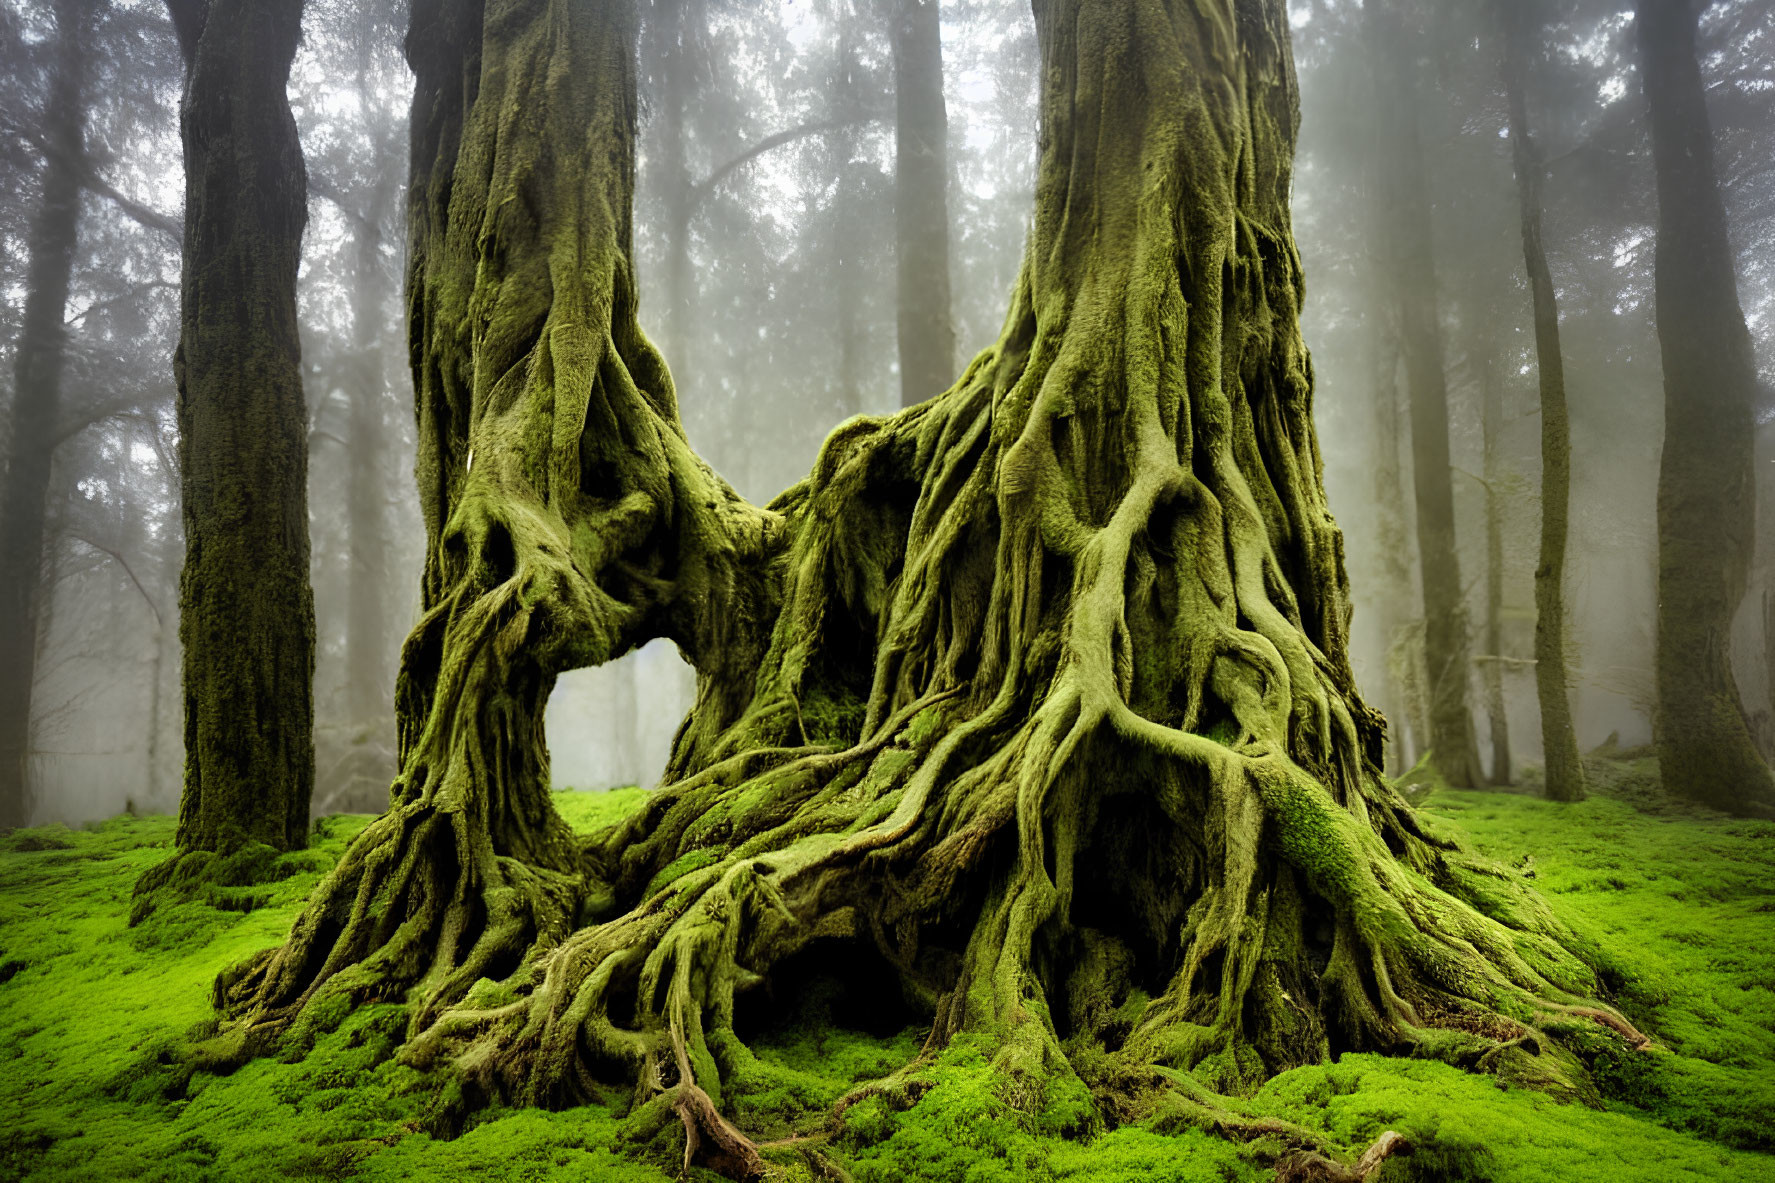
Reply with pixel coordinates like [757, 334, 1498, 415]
[2, 761, 1771, 1181]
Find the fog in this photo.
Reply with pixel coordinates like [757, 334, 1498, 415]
[2, 0, 1771, 823]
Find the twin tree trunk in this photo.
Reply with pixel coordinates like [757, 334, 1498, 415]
[163, 0, 315, 852]
[218, 0, 1633, 1172]
[1500, 0, 1584, 803]
[0, 0, 93, 830]
[1637, 0, 1775, 818]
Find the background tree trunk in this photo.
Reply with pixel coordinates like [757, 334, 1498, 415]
[1637, 0, 1775, 817]
[1477, 345, 1513, 787]
[0, 0, 94, 829]
[888, 0, 954, 406]
[1365, 0, 1486, 788]
[163, 0, 316, 852]
[344, 169, 396, 730]
[1502, 0, 1584, 802]
[653, 0, 700, 373]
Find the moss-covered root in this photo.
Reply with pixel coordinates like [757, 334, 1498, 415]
[668, 1083, 766, 1181]
[217, 0, 788, 1050]
[1275, 1130, 1408, 1183]
[238, 0, 1650, 1171]
[389, 0, 1642, 1161]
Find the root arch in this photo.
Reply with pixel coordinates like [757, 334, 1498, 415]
[219, 0, 1648, 1175]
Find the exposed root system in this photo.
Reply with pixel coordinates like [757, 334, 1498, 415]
[217, 0, 1650, 1175]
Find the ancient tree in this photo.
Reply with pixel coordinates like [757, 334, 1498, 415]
[1637, 0, 1775, 817]
[888, 0, 955, 406]
[0, 0, 95, 830]
[217, 0, 1637, 1172]
[160, 0, 316, 853]
[1500, 0, 1584, 802]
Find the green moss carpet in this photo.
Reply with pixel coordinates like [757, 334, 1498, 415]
[2, 758, 1771, 1181]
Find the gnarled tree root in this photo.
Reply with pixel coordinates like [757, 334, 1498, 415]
[1275, 1131, 1409, 1183]
[217, 2, 1661, 1179]
[673, 1082, 766, 1181]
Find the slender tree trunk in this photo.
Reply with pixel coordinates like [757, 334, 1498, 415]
[1500, 0, 1583, 801]
[1365, 0, 1486, 788]
[145, 618, 166, 804]
[1369, 326, 1424, 774]
[888, 0, 954, 406]
[1637, 0, 1775, 816]
[1764, 584, 1775, 756]
[345, 171, 396, 728]
[612, 660, 641, 785]
[833, 192, 865, 417]
[1477, 347, 1513, 787]
[653, 0, 698, 372]
[1359, 82, 1426, 775]
[828, 34, 871, 419]
[0, 0, 93, 830]
[163, 0, 316, 852]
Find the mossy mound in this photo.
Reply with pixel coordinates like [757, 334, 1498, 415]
[1, 764, 1771, 1181]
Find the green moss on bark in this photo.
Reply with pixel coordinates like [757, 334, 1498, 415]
[163, 0, 317, 855]
[1636, 0, 1775, 819]
[217, 0, 1658, 1176]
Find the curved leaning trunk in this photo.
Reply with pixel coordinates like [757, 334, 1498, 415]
[1500, 0, 1585, 803]
[226, 0, 1637, 1170]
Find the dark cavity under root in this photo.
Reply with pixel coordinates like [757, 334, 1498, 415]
[399, 689, 1640, 1178]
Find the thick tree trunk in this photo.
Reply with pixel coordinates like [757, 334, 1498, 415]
[1365, 0, 1485, 789]
[1477, 347, 1513, 787]
[217, 0, 779, 1054]
[1500, 1, 1583, 802]
[0, 0, 93, 830]
[224, 1, 1635, 1171]
[888, 0, 955, 406]
[162, 0, 316, 852]
[1637, 0, 1775, 817]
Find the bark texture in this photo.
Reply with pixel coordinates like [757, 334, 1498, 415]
[221, 0, 1634, 1171]
[1637, 0, 1775, 817]
[1363, 0, 1486, 789]
[888, 0, 955, 406]
[164, 0, 316, 852]
[0, 0, 94, 830]
[1501, 0, 1584, 803]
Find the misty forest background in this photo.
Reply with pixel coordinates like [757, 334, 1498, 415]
[1, 0, 1772, 829]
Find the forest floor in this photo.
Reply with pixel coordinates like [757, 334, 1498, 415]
[1, 753, 1772, 1182]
